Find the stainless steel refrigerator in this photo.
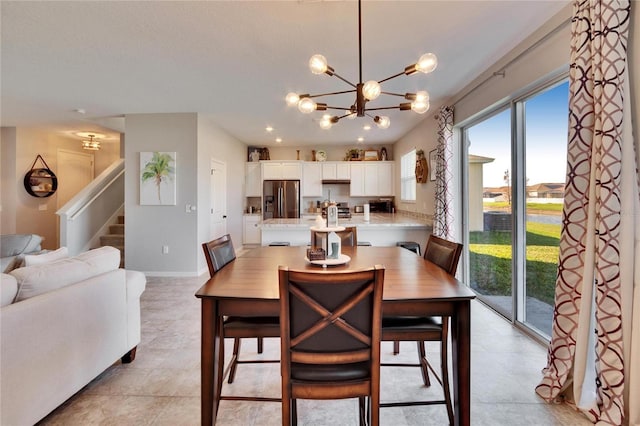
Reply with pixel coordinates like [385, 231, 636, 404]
[263, 180, 300, 219]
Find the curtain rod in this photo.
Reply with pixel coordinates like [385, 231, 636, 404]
[453, 16, 572, 106]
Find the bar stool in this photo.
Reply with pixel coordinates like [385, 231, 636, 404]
[269, 242, 290, 246]
[396, 241, 421, 255]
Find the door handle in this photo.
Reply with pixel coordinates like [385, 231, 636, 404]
[223, 215, 227, 219]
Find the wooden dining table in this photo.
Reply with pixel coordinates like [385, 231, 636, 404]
[196, 245, 476, 425]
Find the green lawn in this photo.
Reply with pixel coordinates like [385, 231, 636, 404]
[469, 221, 561, 305]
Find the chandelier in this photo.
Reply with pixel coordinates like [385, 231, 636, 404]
[81, 134, 101, 151]
[285, 0, 437, 130]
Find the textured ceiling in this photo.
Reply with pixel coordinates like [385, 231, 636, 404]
[1, 1, 569, 147]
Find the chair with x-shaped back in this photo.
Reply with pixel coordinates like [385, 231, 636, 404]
[202, 234, 280, 393]
[279, 265, 385, 426]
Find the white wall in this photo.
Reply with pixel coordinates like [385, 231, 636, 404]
[124, 114, 199, 275]
[196, 115, 247, 274]
[123, 113, 246, 276]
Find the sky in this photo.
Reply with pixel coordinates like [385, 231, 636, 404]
[467, 81, 569, 188]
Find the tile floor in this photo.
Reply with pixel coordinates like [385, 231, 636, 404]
[39, 273, 592, 425]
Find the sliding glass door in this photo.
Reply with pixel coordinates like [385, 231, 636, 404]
[465, 108, 514, 320]
[462, 79, 568, 339]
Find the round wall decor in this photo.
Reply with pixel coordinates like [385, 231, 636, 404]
[24, 154, 58, 198]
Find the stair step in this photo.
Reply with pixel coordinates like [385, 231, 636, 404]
[109, 224, 125, 235]
[100, 234, 124, 247]
[117, 215, 125, 224]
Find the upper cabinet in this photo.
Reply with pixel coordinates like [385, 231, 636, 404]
[245, 163, 262, 197]
[321, 162, 350, 180]
[262, 161, 302, 180]
[350, 161, 394, 197]
[302, 162, 322, 197]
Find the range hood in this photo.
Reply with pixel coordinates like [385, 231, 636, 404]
[321, 179, 351, 184]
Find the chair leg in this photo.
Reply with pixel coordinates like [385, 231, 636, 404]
[227, 338, 241, 384]
[359, 396, 366, 426]
[417, 340, 432, 387]
[393, 340, 400, 355]
[441, 319, 454, 426]
[292, 399, 298, 426]
[216, 325, 226, 410]
[257, 337, 264, 354]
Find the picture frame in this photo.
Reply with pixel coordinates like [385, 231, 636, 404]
[363, 149, 379, 161]
[140, 152, 176, 205]
[429, 149, 437, 181]
[248, 146, 262, 162]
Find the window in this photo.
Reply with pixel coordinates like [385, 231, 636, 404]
[400, 149, 416, 201]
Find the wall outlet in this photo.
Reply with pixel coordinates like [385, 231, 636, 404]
[39, 204, 48, 211]
[162, 245, 169, 254]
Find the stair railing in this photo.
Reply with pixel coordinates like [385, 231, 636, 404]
[57, 159, 125, 256]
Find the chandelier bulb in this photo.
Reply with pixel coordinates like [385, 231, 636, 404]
[319, 114, 333, 129]
[374, 116, 390, 129]
[309, 54, 328, 75]
[286, 92, 300, 106]
[415, 53, 438, 74]
[298, 98, 316, 114]
[362, 80, 381, 101]
[411, 99, 430, 114]
[415, 90, 430, 102]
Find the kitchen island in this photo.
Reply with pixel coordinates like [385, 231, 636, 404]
[260, 213, 431, 252]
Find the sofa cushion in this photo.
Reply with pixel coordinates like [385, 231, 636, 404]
[11, 246, 121, 302]
[24, 247, 69, 267]
[0, 274, 18, 307]
[0, 234, 43, 258]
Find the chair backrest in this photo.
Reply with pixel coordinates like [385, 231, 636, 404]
[311, 226, 358, 247]
[278, 265, 384, 372]
[202, 234, 236, 277]
[423, 234, 463, 276]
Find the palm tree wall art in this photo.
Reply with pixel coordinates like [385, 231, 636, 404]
[140, 152, 176, 205]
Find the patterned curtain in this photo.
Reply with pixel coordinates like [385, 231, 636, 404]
[535, 2, 639, 425]
[433, 105, 455, 239]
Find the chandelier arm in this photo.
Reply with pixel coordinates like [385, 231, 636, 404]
[364, 106, 403, 112]
[307, 89, 356, 99]
[330, 72, 357, 88]
[381, 91, 409, 97]
[324, 106, 352, 111]
[377, 71, 406, 84]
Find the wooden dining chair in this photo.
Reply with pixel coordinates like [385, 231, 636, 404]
[202, 234, 280, 391]
[311, 226, 358, 247]
[278, 265, 385, 426]
[381, 234, 463, 425]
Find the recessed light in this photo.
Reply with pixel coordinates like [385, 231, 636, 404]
[74, 108, 86, 114]
[276, 137, 282, 143]
[363, 125, 371, 131]
[357, 137, 364, 142]
[266, 126, 274, 132]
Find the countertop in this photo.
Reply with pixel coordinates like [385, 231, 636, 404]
[261, 213, 429, 229]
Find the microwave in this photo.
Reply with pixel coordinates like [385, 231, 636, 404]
[368, 200, 393, 213]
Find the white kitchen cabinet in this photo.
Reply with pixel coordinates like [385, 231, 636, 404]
[349, 163, 365, 196]
[245, 163, 262, 197]
[302, 162, 322, 197]
[349, 162, 394, 196]
[243, 215, 261, 245]
[262, 161, 302, 180]
[377, 162, 394, 196]
[321, 162, 350, 180]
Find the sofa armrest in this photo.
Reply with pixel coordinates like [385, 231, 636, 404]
[125, 270, 146, 349]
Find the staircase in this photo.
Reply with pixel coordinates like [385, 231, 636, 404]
[100, 215, 124, 267]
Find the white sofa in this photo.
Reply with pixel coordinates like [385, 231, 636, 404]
[0, 246, 146, 426]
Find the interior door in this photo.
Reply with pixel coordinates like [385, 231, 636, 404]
[210, 159, 227, 239]
[56, 149, 94, 209]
